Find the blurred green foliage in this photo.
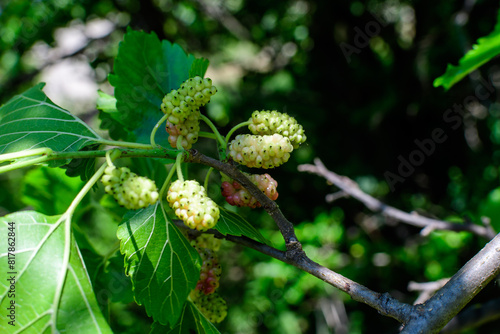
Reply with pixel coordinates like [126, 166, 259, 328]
[1, 0, 500, 333]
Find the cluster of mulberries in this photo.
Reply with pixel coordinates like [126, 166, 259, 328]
[165, 118, 200, 150]
[161, 76, 217, 149]
[191, 233, 221, 252]
[195, 248, 222, 295]
[249, 110, 306, 148]
[166, 180, 220, 231]
[189, 234, 227, 322]
[101, 166, 159, 210]
[228, 134, 293, 169]
[221, 173, 278, 208]
[190, 290, 228, 323]
[190, 234, 222, 295]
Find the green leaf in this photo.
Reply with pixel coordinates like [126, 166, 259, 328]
[107, 29, 209, 146]
[0, 211, 112, 333]
[117, 203, 200, 326]
[189, 58, 210, 78]
[60, 143, 99, 182]
[97, 91, 130, 141]
[150, 302, 221, 334]
[21, 166, 86, 215]
[479, 187, 500, 233]
[0, 83, 103, 167]
[96, 91, 117, 113]
[434, 11, 500, 90]
[130, 157, 169, 186]
[216, 208, 271, 245]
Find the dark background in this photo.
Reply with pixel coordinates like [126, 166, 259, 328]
[1, 0, 500, 333]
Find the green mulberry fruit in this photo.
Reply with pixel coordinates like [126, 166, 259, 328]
[228, 134, 293, 168]
[101, 166, 159, 210]
[195, 248, 222, 295]
[166, 180, 220, 231]
[161, 76, 217, 125]
[191, 233, 222, 252]
[161, 76, 217, 149]
[190, 290, 227, 323]
[248, 110, 306, 148]
[190, 234, 222, 295]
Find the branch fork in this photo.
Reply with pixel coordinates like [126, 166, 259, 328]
[185, 150, 500, 332]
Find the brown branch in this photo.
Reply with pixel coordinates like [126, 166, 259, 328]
[173, 220, 412, 324]
[298, 158, 496, 239]
[182, 150, 413, 323]
[401, 232, 500, 333]
[183, 152, 500, 332]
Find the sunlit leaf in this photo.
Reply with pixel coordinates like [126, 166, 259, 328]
[106, 29, 209, 146]
[0, 83, 103, 167]
[117, 203, 200, 326]
[0, 211, 112, 333]
[189, 58, 210, 78]
[434, 11, 500, 90]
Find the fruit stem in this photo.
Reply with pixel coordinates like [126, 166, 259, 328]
[0, 155, 50, 174]
[204, 167, 214, 190]
[105, 149, 121, 167]
[0, 147, 53, 163]
[98, 139, 154, 149]
[176, 153, 184, 182]
[159, 157, 179, 200]
[198, 131, 217, 140]
[174, 137, 185, 182]
[151, 113, 169, 147]
[225, 120, 252, 143]
[0, 147, 54, 174]
[199, 114, 226, 147]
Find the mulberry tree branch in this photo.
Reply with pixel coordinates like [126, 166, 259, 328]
[298, 158, 496, 239]
[173, 220, 412, 324]
[184, 151, 500, 332]
[185, 149, 302, 255]
[401, 232, 500, 333]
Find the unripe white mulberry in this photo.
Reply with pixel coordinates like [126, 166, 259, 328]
[167, 180, 220, 231]
[228, 134, 293, 168]
[161, 76, 217, 149]
[101, 166, 159, 210]
[249, 110, 306, 149]
[161, 76, 217, 124]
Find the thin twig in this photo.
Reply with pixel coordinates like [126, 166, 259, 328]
[326, 190, 349, 203]
[173, 220, 412, 324]
[407, 278, 450, 305]
[298, 158, 496, 239]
